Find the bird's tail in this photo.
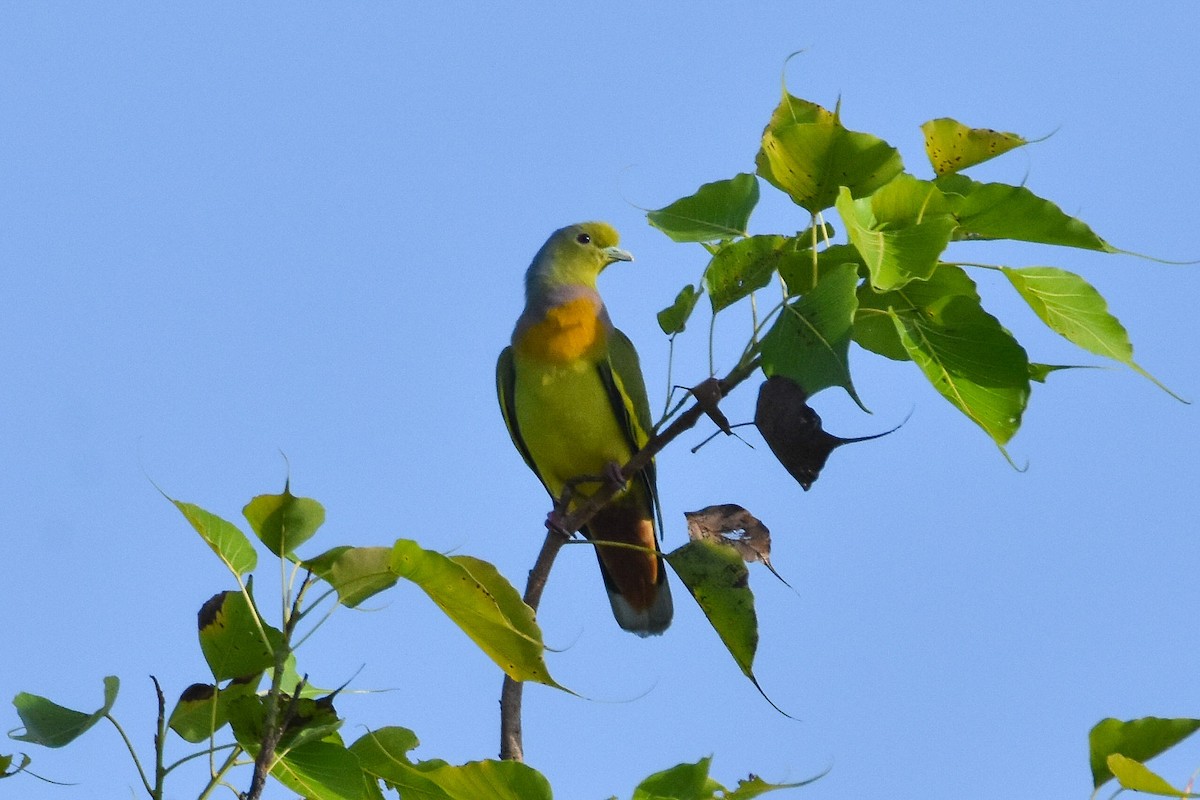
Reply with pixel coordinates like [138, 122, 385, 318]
[584, 501, 673, 636]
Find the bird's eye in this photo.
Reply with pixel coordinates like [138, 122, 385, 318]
[575, 233, 591, 245]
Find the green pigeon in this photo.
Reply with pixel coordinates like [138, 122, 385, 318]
[497, 222, 672, 636]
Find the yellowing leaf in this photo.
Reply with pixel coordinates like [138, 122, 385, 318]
[921, 118, 1027, 176]
[1107, 754, 1195, 797]
[1089, 717, 1200, 788]
[757, 92, 903, 213]
[390, 540, 564, 690]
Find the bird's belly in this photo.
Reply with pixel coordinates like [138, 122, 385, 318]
[513, 358, 633, 501]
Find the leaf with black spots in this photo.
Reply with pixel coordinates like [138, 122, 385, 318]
[197, 589, 284, 681]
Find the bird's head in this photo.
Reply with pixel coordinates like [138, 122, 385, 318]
[525, 221, 632, 297]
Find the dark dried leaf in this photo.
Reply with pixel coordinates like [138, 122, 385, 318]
[685, 504, 790, 587]
[754, 375, 898, 489]
[689, 377, 732, 435]
[685, 504, 770, 563]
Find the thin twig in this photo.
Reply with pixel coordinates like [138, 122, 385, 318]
[497, 355, 762, 762]
[151, 676, 166, 800]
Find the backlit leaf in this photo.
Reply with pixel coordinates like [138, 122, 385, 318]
[760, 262, 862, 406]
[891, 295, 1030, 446]
[921, 117, 1028, 176]
[243, 483, 325, 558]
[390, 540, 564, 689]
[1107, 754, 1195, 797]
[306, 546, 399, 608]
[757, 92, 903, 213]
[647, 174, 759, 242]
[937, 174, 1114, 251]
[1089, 717, 1200, 788]
[854, 263, 980, 361]
[350, 727, 551, 800]
[271, 741, 371, 800]
[172, 500, 257, 576]
[835, 179, 958, 291]
[632, 756, 723, 800]
[1000, 266, 1179, 397]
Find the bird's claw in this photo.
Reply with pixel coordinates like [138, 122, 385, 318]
[603, 461, 627, 491]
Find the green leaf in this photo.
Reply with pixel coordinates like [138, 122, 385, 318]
[760, 263, 863, 408]
[1107, 754, 1196, 797]
[351, 727, 448, 800]
[390, 540, 564, 689]
[632, 756, 723, 800]
[723, 772, 827, 799]
[647, 174, 759, 242]
[854, 263, 981, 361]
[666, 541, 757, 680]
[1028, 363, 1083, 383]
[1000, 266, 1179, 397]
[350, 727, 551, 800]
[704, 235, 790, 313]
[921, 118, 1028, 176]
[306, 546, 399, 608]
[835, 179, 958, 291]
[0, 753, 31, 779]
[756, 92, 904, 213]
[172, 500, 257, 576]
[167, 675, 261, 743]
[937, 174, 1114, 251]
[777, 243, 862, 297]
[272, 740, 373, 800]
[11, 676, 119, 748]
[197, 589, 284, 681]
[891, 295, 1030, 446]
[1089, 717, 1200, 788]
[657, 284, 702, 336]
[243, 483, 325, 558]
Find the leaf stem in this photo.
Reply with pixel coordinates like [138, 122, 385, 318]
[106, 713, 154, 799]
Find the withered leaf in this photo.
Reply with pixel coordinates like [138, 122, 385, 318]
[689, 377, 732, 435]
[684, 504, 790, 586]
[755, 375, 898, 490]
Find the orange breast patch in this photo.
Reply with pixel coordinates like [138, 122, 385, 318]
[516, 297, 606, 363]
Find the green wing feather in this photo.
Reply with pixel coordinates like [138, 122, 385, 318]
[600, 329, 663, 535]
[496, 346, 541, 481]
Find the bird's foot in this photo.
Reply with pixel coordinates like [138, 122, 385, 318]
[545, 508, 571, 537]
[602, 461, 628, 492]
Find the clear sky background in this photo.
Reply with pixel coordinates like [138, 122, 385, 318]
[3, 4, 1198, 799]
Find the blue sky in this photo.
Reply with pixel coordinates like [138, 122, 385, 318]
[3, 3, 1198, 799]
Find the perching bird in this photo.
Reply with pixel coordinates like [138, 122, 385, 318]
[496, 222, 673, 636]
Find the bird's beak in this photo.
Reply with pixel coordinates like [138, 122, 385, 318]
[603, 246, 633, 264]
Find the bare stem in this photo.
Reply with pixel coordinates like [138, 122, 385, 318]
[497, 355, 761, 762]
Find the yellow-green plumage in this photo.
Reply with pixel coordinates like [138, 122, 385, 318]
[497, 222, 672, 636]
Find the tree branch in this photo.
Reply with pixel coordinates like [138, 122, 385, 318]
[498, 356, 761, 762]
